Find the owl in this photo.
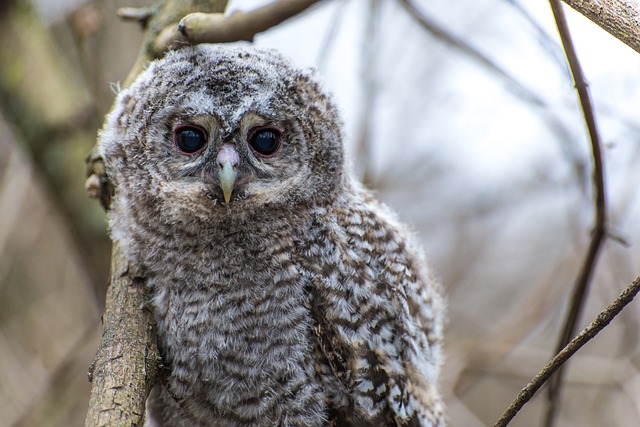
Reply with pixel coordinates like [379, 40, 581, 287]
[98, 44, 446, 426]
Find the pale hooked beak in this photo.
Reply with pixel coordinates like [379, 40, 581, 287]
[216, 143, 240, 203]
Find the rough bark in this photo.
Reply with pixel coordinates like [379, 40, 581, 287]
[561, 0, 640, 54]
[85, 247, 159, 427]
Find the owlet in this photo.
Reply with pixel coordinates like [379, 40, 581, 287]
[98, 44, 446, 426]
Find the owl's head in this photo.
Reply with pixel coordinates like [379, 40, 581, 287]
[99, 45, 345, 231]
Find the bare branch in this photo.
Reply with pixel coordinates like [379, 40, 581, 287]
[543, 1, 608, 424]
[355, 0, 381, 186]
[494, 276, 640, 427]
[85, 247, 159, 427]
[561, 0, 640, 54]
[176, 0, 322, 45]
[398, 0, 587, 173]
[123, 0, 229, 86]
[315, 0, 348, 71]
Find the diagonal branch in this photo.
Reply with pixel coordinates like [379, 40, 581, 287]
[398, 0, 583, 175]
[494, 276, 640, 427]
[561, 0, 640, 54]
[398, 0, 547, 107]
[543, 1, 607, 425]
[178, 0, 322, 45]
[154, 0, 322, 55]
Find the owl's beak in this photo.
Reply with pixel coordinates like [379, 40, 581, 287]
[219, 162, 237, 203]
[217, 143, 239, 203]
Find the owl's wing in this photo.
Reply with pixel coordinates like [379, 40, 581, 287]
[304, 202, 445, 426]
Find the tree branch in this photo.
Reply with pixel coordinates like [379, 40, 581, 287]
[399, 0, 549, 108]
[177, 0, 322, 46]
[543, 1, 607, 425]
[85, 247, 159, 427]
[122, 0, 229, 86]
[561, 0, 640, 54]
[494, 276, 640, 427]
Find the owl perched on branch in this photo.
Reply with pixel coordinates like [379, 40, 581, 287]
[98, 45, 446, 426]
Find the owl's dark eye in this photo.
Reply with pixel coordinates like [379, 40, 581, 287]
[248, 127, 282, 157]
[174, 125, 208, 154]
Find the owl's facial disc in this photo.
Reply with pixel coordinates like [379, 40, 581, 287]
[216, 143, 239, 203]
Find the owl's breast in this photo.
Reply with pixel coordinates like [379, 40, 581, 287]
[146, 239, 326, 425]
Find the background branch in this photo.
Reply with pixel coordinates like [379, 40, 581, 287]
[116, 7, 154, 27]
[399, 0, 547, 107]
[543, 1, 607, 425]
[494, 275, 640, 427]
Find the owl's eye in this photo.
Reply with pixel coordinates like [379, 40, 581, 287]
[174, 125, 208, 154]
[248, 127, 282, 157]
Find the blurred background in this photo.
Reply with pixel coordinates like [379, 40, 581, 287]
[1, 0, 640, 425]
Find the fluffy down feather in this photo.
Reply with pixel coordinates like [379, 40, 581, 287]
[98, 44, 446, 427]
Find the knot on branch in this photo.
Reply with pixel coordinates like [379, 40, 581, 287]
[85, 147, 113, 210]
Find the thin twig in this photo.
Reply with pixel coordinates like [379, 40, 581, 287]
[401, 0, 592, 200]
[543, 1, 607, 425]
[494, 276, 640, 427]
[505, 0, 570, 73]
[399, 0, 545, 107]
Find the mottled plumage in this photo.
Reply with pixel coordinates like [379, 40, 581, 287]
[98, 44, 445, 426]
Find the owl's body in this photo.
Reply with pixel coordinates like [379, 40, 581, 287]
[99, 45, 445, 426]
